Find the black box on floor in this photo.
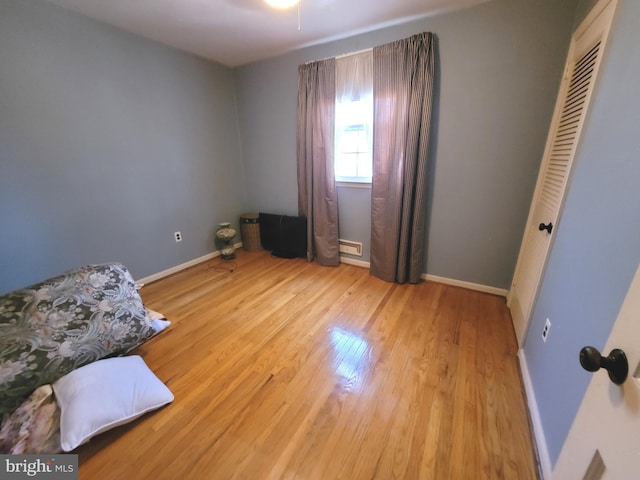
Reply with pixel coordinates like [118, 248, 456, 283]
[258, 213, 307, 259]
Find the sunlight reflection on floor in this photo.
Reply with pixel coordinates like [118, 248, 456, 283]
[329, 327, 371, 392]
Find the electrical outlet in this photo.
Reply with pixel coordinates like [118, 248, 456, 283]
[174, 231, 182, 242]
[542, 318, 551, 342]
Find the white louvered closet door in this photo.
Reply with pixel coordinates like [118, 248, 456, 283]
[508, 0, 617, 347]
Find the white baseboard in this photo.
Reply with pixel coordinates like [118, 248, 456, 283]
[338, 257, 507, 297]
[139, 250, 507, 299]
[518, 349, 551, 480]
[339, 256, 371, 269]
[422, 274, 508, 297]
[137, 242, 243, 285]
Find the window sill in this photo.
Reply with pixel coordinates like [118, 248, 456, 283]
[336, 181, 372, 189]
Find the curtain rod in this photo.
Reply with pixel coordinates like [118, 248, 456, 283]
[335, 47, 373, 59]
[304, 47, 372, 65]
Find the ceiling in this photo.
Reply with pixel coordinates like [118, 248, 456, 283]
[43, 0, 489, 67]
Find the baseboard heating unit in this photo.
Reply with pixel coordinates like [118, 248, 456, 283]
[339, 239, 363, 256]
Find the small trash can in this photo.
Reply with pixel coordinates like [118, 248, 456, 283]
[240, 213, 262, 251]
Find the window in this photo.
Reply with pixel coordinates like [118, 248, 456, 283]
[335, 102, 372, 182]
[335, 50, 373, 184]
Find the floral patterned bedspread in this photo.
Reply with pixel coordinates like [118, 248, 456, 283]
[0, 263, 156, 418]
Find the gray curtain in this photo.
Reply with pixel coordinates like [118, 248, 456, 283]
[297, 58, 340, 266]
[370, 32, 435, 284]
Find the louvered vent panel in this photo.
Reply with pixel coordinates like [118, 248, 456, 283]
[540, 41, 601, 211]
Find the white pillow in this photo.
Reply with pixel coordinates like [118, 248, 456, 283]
[151, 318, 171, 334]
[52, 355, 174, 452]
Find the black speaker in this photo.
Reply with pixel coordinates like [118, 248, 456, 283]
[258, 213, 307, 259]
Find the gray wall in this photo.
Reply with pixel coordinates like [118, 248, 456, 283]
[524, 0, 640, 465]
[573, 0, 600, 28]
[0, 0, 246, 294]
[234, 0, 579, 288]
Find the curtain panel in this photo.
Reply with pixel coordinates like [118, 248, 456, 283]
[296, 58, 340, 266]
[370, 32, 436, 284]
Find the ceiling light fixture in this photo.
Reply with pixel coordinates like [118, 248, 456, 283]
[264, 0, 302, 31]
[264, 0, 299, 9]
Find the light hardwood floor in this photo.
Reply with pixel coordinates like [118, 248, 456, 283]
[77, 251, 539, 479]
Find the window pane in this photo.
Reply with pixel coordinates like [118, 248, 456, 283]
[335, 153, 358, 177]
[358, 155, 373, 179]
[334, 50, 373, 184]
[338, 125, 364, 153]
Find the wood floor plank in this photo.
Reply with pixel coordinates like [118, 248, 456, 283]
[76, 251, 539, 479]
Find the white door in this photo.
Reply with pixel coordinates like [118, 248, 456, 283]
[507, 0, 617, 346]
[553, 262, 640, 479]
